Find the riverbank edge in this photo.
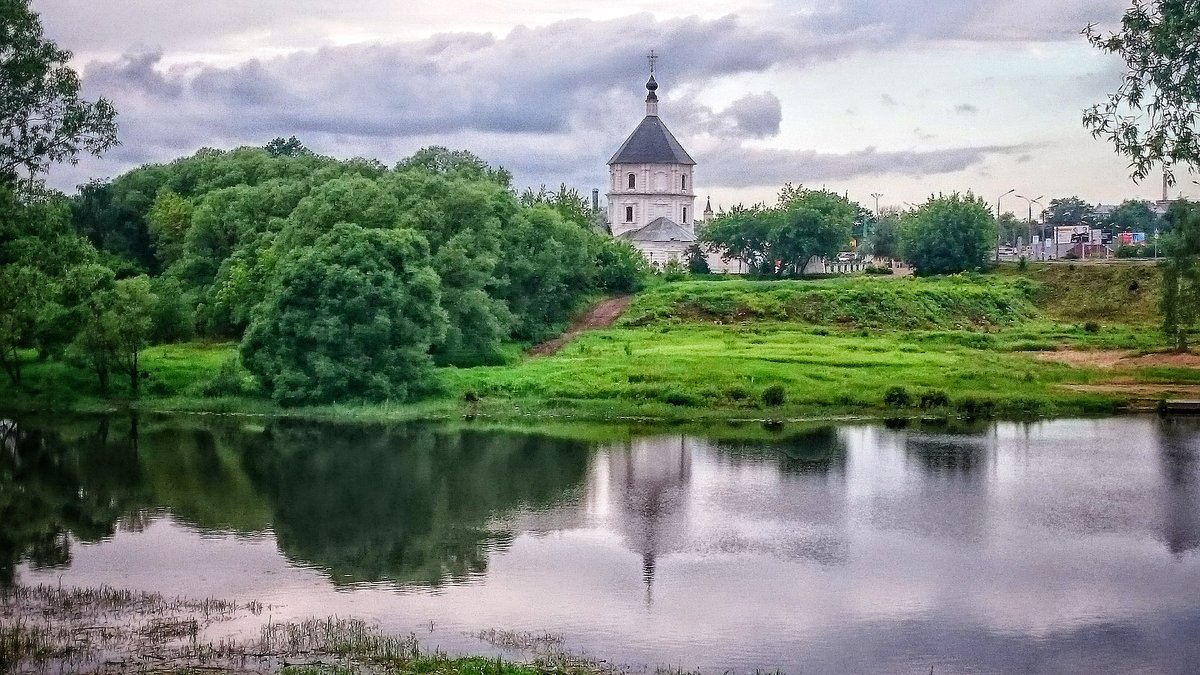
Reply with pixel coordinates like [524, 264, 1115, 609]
[0, 386, 1135, 428]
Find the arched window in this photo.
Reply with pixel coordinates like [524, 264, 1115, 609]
[682, 207, 688, 223]
[681, 175, 687, 190]
[625, 206, 634, 222]
[627, 173, 636, 189]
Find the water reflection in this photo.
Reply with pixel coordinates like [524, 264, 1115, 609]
[5, 414, 1200, 673]
[1156, 420, 1200, 555]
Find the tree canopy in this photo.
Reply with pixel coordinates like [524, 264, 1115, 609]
[900, 193, 996, 276]
[0, 0, 118, 184]
[1084, 0, 1200, 181]
[701, 184, 856, 276]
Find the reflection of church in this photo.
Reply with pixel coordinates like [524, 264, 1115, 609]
[604, 437, 692, 593]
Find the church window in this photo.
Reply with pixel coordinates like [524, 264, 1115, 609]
[627, 173, 636, 189]
[625, 206, 634, 222]
[681, 175, 687, 190]
[682, 207, 688, 223]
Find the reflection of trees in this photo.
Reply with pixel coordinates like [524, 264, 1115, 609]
[715, 426, 848, 475]
[0, 416, 147, 586]
[1156, 420, 1200, 555]
[241, 423, 591, 587]
[903, 430, 990, 476]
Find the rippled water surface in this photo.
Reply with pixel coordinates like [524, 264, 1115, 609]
[4, 414, 1200, 673]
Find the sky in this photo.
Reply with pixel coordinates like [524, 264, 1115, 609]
[33, 0, 1200, 213]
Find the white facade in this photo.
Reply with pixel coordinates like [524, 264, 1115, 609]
[608, 163, 696, 238]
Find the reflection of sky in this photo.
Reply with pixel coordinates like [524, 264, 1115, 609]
[20, 417, 1200, 674]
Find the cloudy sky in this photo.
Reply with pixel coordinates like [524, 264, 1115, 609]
[35, 0, 1200, 211]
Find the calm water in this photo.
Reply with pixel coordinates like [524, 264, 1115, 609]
[3, 413, 1200, 673]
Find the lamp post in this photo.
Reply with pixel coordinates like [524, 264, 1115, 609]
[996, 188, 1015, 261]
[870, 192, 883, 215]
[1016, 194, 1043, 259]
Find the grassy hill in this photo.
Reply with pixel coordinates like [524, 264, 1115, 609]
[995, 262, 1162, 324]
[620, 277, 1039, 329]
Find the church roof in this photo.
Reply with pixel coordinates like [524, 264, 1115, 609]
[608, 116, 696, 166]
[617, 217, 696, 243]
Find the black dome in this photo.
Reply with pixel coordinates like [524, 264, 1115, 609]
[646, 74, 658, 92]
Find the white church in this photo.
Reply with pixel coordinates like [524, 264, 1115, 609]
[607, 67, 743, 272]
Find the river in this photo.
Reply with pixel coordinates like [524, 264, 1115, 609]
[2, 413, 1199, 673]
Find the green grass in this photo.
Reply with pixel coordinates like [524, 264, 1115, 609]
[1, 270, 1192, 422]
[995, 261, 1162, 324]
[619, 276, 1039, 329]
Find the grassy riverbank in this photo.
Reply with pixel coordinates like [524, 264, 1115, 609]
[2, 265, 1190, 422]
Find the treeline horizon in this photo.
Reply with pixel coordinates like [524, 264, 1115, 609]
[2, 139, 649, 405]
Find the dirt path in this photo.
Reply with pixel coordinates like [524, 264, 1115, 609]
[528, 295, 632, 356]
[1031, 349, 1200, 369]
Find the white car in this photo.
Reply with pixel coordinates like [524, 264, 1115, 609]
[836, 252, 855, 262]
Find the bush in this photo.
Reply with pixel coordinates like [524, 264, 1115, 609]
[883, 385, 912, 408]
[919, 389, 950, 409]
[661, 258, 688, 281]
[661, 388, 700, 406]
[1083, 321, 1101, 334]
[761, 383, 787, 407]
[1017, 256, 1028, 271]
[956, 396, 996, 419]
[901, 193, 996, 276]
[863, 265, 894, 275]
[200, 356, 259, 397]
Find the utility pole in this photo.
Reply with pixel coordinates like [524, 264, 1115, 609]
[996, 188, 1015, 262]
[1016, 194, 1043, 259]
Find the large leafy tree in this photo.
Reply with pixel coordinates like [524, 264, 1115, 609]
[1, 0, 118, 184]
[900, 193, 996, 276]
[1105, 199, 1161, 233]
[702, 184, 855, 276]
[1161, 200, 1200, 351]
[1084, 0, 1200, 181]
[869, 211, 903, 260]
[1044, 197, 1098, 226]
[241, 223, 448, 406]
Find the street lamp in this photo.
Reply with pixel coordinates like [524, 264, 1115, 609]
[1015, 194, 1043, 259]
[870, 192, 883, 215]
[996, 188, 1015, 261]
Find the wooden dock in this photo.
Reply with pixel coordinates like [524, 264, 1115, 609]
[1159, 400, 1200, 414]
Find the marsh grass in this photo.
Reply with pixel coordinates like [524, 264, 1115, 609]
[1, 584, 609, 675]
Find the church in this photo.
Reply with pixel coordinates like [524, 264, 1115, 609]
[607, 65, 718, 269]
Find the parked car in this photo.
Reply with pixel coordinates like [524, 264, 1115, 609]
[836, 251, 855, 262]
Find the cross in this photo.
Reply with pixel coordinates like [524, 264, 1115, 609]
[647, 49, 657, 74]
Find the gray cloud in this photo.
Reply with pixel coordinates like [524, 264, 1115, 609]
[955, 104, 980, 115]
[881, 94, 899, 107]
[703, 143, 1028, 188]
[679, 93, 783, 139]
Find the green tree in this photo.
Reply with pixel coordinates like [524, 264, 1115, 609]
[109, 276, 157, 395]
[264, 136, 312, 158]
[1084, 0, 1200, 181]
[145, 188, 193, 267]
[0, 264, 47, 385]
[0, 0, 118, 184]
[996, 212, 1022, 245]
[869, 211, 902, 260]
[396, 146, 511, 186]
[1161, 200, 1200, 350]
[701, 184, 855, 276]
[900, 193, 996, 276]
[64, 269, 156, 394]
[1105, 199, 1161, 233]
[1045, 197, 1098, 226]
[685, 243, 711, 275]
[240, 223, 447, 406]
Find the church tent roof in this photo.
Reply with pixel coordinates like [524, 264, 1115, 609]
[608, 116, 696, 166]
[617, 217, 696, 243]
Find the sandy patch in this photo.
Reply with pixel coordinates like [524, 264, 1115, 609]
[1062, 383, 1200, 396]
[1031, 349, 1200, 369]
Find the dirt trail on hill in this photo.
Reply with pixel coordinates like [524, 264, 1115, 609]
[528, 295, 632, 356]
[1032, 349, 1200, 369]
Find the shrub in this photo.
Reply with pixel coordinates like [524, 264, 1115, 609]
[661, 388, 700, 406]
[761, 383, 787, 407]
[723, 385, 753, 402]
[1083, 321, 1101, 334]
[956, 396, 996, 419]
[883, 385, 912, 408]
[919, 389, 950, 409]
[864, 265, 894, 275]
[463, 390, 480, 403]
[200, 356, 259, 397]
[1017, 256, 1028, 271]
